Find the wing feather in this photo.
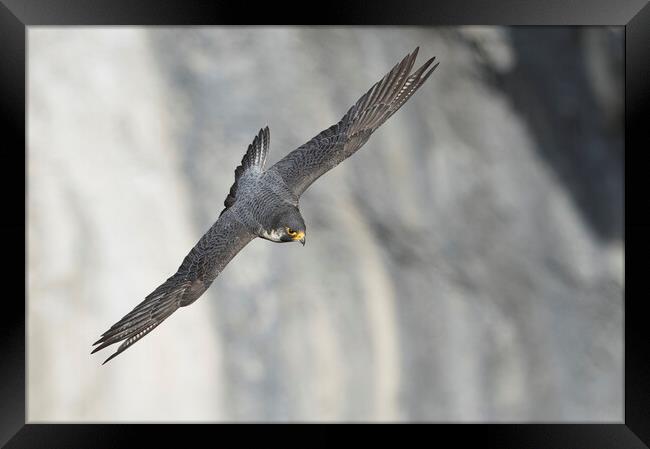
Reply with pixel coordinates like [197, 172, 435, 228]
[270, 47, 438, 196]
[92, 211, 255, 364]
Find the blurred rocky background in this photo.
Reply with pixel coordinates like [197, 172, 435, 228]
[27, 27, 623, 422]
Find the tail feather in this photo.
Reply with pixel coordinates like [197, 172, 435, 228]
[221, 126, 270, 214]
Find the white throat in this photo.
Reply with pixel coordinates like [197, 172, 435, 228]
[260, 228, 284, 242]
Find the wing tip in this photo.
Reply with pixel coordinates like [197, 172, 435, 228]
[421, 61, 440, 83]
[414, 56, 435, 77]
[91, 332, 110, 350]
[91, 338, 114, 354]
[102, 351, 120, 365]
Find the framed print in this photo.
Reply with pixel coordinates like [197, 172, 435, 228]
[2, 0, 646, 446]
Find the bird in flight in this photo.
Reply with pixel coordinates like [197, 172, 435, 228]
[92, 47, 439, 364]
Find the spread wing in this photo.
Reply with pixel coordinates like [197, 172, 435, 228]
[91, 210, 255, 364]
[270, 47, 438, 196]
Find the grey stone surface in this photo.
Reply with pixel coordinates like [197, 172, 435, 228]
[27, 27, 623, 421]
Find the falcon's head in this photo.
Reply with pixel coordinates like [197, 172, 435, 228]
[262, 206, 306, 245]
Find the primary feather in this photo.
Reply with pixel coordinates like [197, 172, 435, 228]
[270, 47, 438, 196]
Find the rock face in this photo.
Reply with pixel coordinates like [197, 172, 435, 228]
[28, 27, 622, 421]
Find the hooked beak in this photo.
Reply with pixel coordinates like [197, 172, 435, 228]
[292, 231, 306, 246]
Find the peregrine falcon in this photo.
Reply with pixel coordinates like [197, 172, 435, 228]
[92, 47, 438, 364]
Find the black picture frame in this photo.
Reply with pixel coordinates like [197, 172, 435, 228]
[2, 0, 646, 446]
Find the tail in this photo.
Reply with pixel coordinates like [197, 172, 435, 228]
[221, 126, 270, 215]
[241, 126, 270, 170]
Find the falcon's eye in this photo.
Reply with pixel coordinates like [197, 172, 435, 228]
[286, 227, 297, 237]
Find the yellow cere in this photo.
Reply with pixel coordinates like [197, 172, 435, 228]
[292, 231, 305, 241]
